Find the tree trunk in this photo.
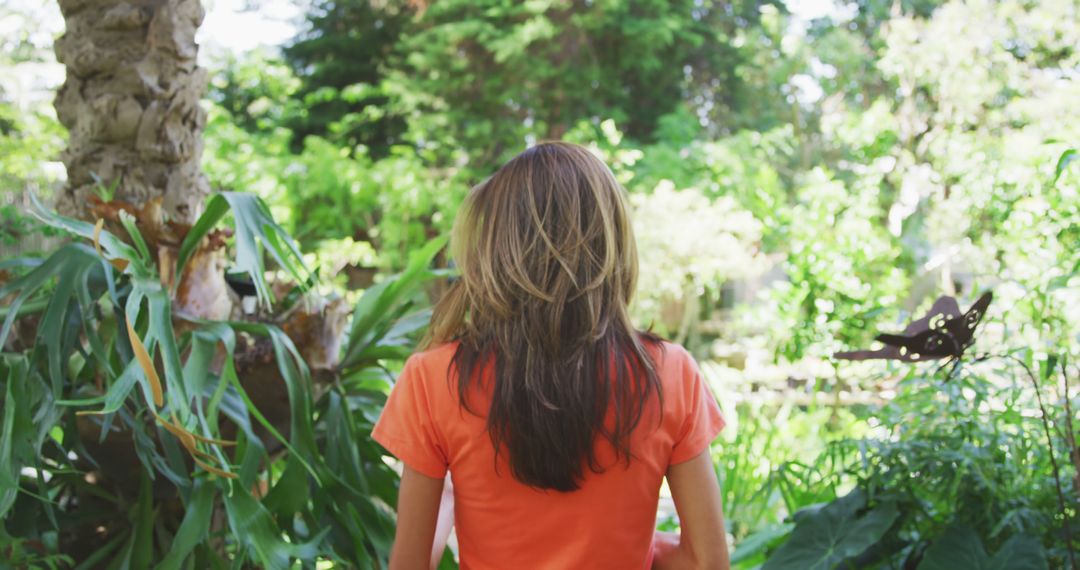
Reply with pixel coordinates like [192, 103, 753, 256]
[53, 0, 210, 225]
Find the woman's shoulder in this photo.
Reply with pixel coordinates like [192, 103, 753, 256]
[641, 339, 706, 401]
[642, 336, 695, 370]
[405, 340, 460, 372]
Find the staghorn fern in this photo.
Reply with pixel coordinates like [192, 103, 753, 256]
[0, 192, 448, 568]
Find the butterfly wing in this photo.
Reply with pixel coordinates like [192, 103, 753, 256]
[875, 333, 914, 347]
[877, 330, 957, 360]
[943, 291, 993, 350]
[901, 296, 962, 336]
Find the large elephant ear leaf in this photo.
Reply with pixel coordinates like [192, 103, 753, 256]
[175, 192, 310, 307]
[917, 525, 1047, 570]
[763, 489, 900, 570]
[987, 534, 1048, 570]
[730, 522, 794, 565]
[916, 526, 988, 570]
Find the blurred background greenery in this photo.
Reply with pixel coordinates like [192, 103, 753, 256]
[1, 0, 1078, 568]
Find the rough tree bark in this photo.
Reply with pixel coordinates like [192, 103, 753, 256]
[53, 0, 210, 225]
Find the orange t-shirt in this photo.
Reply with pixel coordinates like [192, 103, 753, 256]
[371, 339, 725, 569]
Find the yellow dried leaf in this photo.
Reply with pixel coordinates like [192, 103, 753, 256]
[154, 412, 195, 451]
[154, 413, 237, 479]
[158, 247, 176, 291]
[193, 457, 238, 479]
[92, 218, 130, 272]
[93, 218, 104, 258]
[189, 432, 237, 447]
[125, 316, 163, 408]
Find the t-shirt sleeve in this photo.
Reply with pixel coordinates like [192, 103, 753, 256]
[669, 350, 726, 465]
[371, 354, 449, 479]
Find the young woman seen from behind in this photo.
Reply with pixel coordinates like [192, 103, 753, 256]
[373, 141, 730, 569]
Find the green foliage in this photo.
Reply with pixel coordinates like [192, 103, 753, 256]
[278, 138, 462, 265]
[763, 489, 900, 570]
[282, 0, 412, 154]
[382, 0, 781, 162]
[765, 168, 909, 361]
[0, 534, 73, 570]
[340, 236, 448, 370]
[629, 182, 765, 339]
[0, 194, 447, 567]
[203, 0, 809, 272]
[207, 49, 302, 136]
[202, 94, 463, 267]
[0, 101, 63, 192]
[917, 525, 1048, 570]
[720, 132, 1078, 566]
[0, 3, 65, 197]
[0, 204, 60, 250]
[279, 0, 784, 165]
[711, 390, 865, 540]
[729, 348, 1073, 567]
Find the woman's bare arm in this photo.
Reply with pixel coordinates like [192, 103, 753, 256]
[389, 466, 447, 570]
[653, 450, 730, 570]
[430, 475, 455, 568]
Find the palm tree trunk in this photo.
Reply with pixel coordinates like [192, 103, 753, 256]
[53, 0, 210, 224]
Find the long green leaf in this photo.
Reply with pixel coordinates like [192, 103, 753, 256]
[73, 530, 129, 570]
[0, 356, 29, 518]
[174, 195, 231, 284]
[131, 470, 154, 568]
[230, 323, 320, 457]
[148, 290, 187, 412]
[341, 236, 447, 368]
[1053, 148, 1077, 184]
[0, 244, 96, 354]
[222, 479, 329, 570]
[156, 479, 215, 570]
[175, 193, 310, 307]
[27, 192, 140, 264]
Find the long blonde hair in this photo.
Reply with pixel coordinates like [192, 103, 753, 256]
[428, 141, 662, 491]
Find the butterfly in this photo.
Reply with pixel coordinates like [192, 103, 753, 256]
[834, 291, 993, 373]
